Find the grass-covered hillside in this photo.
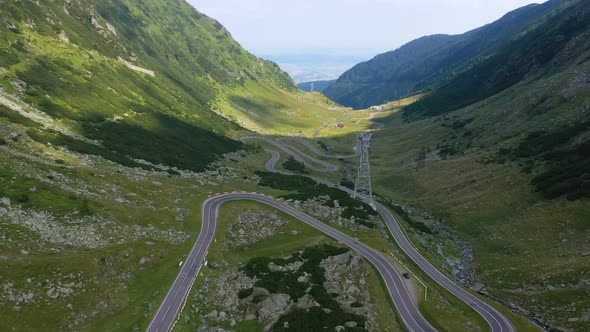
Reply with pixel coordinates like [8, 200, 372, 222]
[0, 0, 342, 172]
[362, 43, 590, 331]
[325, 0, 574, 109]
[317, 2, 590, 330]
[405, 0, 590, 119]
[0, 1, 370, 331]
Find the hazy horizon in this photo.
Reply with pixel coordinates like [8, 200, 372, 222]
[188, 0, 547, 82]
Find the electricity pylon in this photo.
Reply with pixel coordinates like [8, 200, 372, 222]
[353, 132, 375, 208]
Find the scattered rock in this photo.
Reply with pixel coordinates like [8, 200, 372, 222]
[344, 321, 357, 328]
[205, 310, 218, 319]
[226, 211, 288, 247]
[471, 283, 485, 292]
[0, 206, 188, 248]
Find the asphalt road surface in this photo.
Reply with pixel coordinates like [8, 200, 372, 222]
[241, 137, 338, 172]
[149, 135, 514, 332]
[277, 136, 361, 159]
[261, 138, 515, 332]
[254, 138, 514, 332]
[147, 192, 435, 332]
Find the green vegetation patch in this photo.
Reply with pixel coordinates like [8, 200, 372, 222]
[26, 128, 147, 170]
[0, 104, 42, 128]
[531, 141, 590, 200]
[0, 166, 98, 216]
[241, 245, 367, 331]
[256, 171, 377, 227]
[379, 199, 432, 234]
[404, 0, 590, 118]
[492, 119, 590, 200]
[317, 141, 330, 152]
[81, 113, 242, 172]
[281, 156, 307, 173]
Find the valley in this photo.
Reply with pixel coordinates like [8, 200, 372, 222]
[1, 0, 589, 332]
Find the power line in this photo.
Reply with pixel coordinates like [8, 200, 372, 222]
[353, 132, 375, 208]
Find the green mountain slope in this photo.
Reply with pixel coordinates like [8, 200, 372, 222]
[325, 0, 571, 109]
[0, 0, 296, 172]
[403, 0, 590, 202]
[317, 2, 590, 330]
[344, 3, 590, 330]
[405, 0, 590, 119]
[325, 34, 456, 108]
[0, 1, 367, 331]
[368, 58, 590, 331]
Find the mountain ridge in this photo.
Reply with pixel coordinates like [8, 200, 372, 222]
[0, 0, 302, 172]
[324, 0, 574, 109]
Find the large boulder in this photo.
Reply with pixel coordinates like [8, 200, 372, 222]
[257, 293, 291, 322]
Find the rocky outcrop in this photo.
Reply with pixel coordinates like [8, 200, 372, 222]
[257, 293, 291, 323]
[225, 211, 288, 247]
[194, 270, 256, 320]
[433, 219, 473, 286]
[191, 249, 380, 331]
[0, 205, 188, 248]
[294, 195, 377, 231]
[321, 252, 379, 330]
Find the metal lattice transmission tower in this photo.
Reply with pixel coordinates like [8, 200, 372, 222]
[353, 132, 375, 208]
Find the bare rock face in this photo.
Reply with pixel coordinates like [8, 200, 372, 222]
[296, 294, 317, 309]
[321, 251, 378, 330]
[256, 293, 291, 323]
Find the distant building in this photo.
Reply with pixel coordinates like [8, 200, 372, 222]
[335, 124, 345, 128]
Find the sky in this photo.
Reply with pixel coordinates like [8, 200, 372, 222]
[187, 0, 545, 82]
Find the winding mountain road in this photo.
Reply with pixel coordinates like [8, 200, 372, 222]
[276, 136, 361, 159]
[147, 192, 436, 332]
[148, 134, 515, 332]
[241, 137, 338, 172]
[264, 137, 515, 332]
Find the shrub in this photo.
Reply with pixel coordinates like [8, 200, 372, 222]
[27, 129, 146, 169]
[0, 104, 41, 128]
[317, 141, 330, 152]
[252, 294, 266, 303]
[238, 288, 254, 299]
[282, 156, 307, 173]
[496, 120, 590, 200]
[340, 178, 355, 190]
[81, 113, 242, 172]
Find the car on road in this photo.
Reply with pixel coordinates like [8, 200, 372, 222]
[402, 272, 410, 279]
